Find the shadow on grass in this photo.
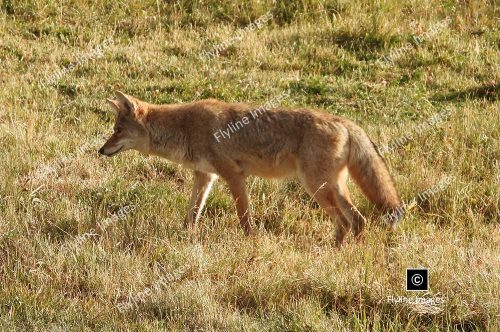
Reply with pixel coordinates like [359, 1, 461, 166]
[328, 31, 400, 60]
[432, 83, 499, 102]
[281, 29, 400, 60]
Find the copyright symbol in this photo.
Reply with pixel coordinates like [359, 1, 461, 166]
[406, 268, 428, 291]
[411, 274, 423, 286]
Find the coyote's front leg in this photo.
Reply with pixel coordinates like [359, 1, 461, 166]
[184, 171, 217, 226]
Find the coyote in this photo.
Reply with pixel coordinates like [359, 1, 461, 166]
[99, 91, 403, 245]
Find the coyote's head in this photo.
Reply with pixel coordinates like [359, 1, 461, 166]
[99, 91, 149, 157]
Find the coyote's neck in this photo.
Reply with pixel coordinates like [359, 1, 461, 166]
[144, 106, 190, 164]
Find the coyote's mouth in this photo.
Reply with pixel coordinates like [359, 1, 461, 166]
[107, 145, 124, 156]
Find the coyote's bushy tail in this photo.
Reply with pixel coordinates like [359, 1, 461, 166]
[344, 122, 404, 226]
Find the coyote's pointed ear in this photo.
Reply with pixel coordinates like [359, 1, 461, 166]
[115, 90, 136, 114]
[106, 98, 121, 113]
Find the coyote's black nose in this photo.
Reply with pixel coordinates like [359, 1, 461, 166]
[98, 147, 105, 155]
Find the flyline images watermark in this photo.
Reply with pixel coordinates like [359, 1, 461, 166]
[379, 107, 454, 155]
[31, 133, 107, 180]
[116, 265, 188, 312]
[62, 203, 137, 252]
[376, 17, 451, 67]
[387, 295, 446, 306]
[213, 89, 290, 142]
[200, 11, 273, 61]
[40, 37, 113, 88]
[385, 175, 454, 223]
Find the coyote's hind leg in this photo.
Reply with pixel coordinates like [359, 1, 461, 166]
[337, 167, 365, 240]
[297, 166, 351, 247]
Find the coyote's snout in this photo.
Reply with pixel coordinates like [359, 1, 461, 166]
[99, 91, 403, 246]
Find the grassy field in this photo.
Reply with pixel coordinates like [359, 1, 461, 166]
[0, 0, 499, 330]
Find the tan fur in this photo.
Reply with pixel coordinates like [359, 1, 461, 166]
[99, 91, 403, 245]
